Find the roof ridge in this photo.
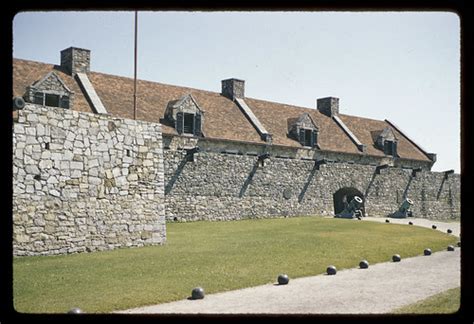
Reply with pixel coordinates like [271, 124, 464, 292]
[338, 112, 386, 124]
[244, 96, 319, 112]
[13, 57, 223, 98]
[13, 57, 55, 67]
[89, 70, 224, 97]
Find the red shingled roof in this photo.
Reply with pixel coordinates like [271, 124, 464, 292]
[338, 114, 430, 161]
[13, 58, 432, 162]
[13, 59, 92, 114]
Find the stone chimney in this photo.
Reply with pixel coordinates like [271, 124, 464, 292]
[317, 97, 339, 117]
[221, 78, 245, 100]
[60, 47, 91, 76]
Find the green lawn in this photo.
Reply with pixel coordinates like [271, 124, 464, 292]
[393, 287, 460, 314]
[13, 216, 457, 313]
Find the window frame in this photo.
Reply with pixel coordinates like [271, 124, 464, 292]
[183, 112, 195, 134]
[304, 129, 313, 147]
[384, 140, 398, 156]
[175, 111, 202, 137]
[299, 127, 317, 148]
[45, 93, 60, 107]
[33, 91, 70, 109]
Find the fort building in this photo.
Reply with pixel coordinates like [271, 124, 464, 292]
[12, 47, 460, 256]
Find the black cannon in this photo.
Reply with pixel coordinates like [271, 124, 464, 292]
[335, 196, 363, 219]
[12, 96, 26, 110]
[185, 146, 200, 161]
[391, 198, 413, 218]
[257, 153, 270, 166]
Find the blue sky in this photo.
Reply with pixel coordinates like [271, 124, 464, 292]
[13, 11, 460, 173]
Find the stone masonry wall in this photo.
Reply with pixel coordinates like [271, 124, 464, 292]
[12, 105, 460, 256]
[164, 146, 460, 222]
[60, 47, 90, 75]
[12, 105, 166, 256]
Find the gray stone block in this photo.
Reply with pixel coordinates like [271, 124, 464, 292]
[25, 165, 40, 175]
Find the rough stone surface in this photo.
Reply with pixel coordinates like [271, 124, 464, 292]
[163, 143, 460, 222]
[61, 47, 90, 75]
[13, 105, 166, 256]
[12, 103, 461, 255]
[221, 78, 245, 99]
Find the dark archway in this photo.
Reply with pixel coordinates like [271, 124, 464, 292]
[333, 187, 365, 216]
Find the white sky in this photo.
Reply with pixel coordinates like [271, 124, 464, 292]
[13, 11, 460, 173]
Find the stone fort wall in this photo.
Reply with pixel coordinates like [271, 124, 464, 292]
[12, 106, 460, 255]
[164, 145, 460, 222]
[12, 105, 166, 256]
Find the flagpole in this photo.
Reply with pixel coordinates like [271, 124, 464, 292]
[133, 11, 138, 120]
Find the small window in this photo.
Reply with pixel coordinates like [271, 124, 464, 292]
[304, 129, 312, 147]
[33, 92, 44, 105]
[299, 128, 317, 148]
[32, 91, 69, 109]
[60, 96, 70, 109]
[384, 140, 397, 156]
[45, 94, 60, 107]
[176, 112, 202, 136]
[183, 113, 195, 134]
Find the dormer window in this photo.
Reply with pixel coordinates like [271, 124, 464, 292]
[300, 128, 317, 147]
[165, 94, 204, 137]
[25, 71, 74, 109]
[176, 112, 202, 136]
[384, 140, 397, 156]
[373, 127, 398, 157]
[33, 91, 70, 108]
[288, 113, 319, 148]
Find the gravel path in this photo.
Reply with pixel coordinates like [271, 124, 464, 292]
[363, 216, 460, 237]
[117, 218, 460, 314]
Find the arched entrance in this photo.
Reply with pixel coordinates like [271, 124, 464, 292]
[333, 187, 365, 216]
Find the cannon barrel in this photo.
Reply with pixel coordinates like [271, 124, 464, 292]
[185, 146, 200, 162]
[391, 198, 414, 218]
[346, 196, 363, 213]
[258, 152, 270, 161]
[398, 198, 413, 213]
[335, 196, 363, 219]
[186, 146, 200, 155]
